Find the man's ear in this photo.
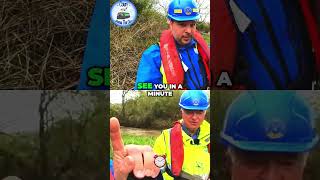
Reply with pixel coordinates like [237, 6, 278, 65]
[167, 19, 171, 25]
[167, 19, 174, 30]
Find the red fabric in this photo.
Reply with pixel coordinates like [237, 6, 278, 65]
[300, 0, 320, 74]
[160, 30, 184, 87]
[170, 121, 184, 176]
[211, 0, 238, 88]
[160, 30, 210, 88]
[110, 171, 114, 180]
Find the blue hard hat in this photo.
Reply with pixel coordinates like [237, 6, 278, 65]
[221, 91, 319, 152]
[167, 0, 200, 21]
[179, 90, 209, 110]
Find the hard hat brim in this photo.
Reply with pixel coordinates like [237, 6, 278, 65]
[221, 133, 320, 153]
[180, 105, 209, 110]
[168, 14, 200, 22]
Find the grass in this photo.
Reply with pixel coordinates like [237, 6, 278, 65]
[110, 133, 157, 158]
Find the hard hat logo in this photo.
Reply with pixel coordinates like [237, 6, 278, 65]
[185, 7, 192, 15]
[265, 120, 286, 139]
[193, 99, 200, 106]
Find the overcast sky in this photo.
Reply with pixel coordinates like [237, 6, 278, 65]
[0, 91, 40, 133]
[0, 91, 95, 134]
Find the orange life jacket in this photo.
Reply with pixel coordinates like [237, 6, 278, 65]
[159, 30, 211, 88]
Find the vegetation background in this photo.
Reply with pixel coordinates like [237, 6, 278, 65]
[110, 90, 210, 129]
[0, 91, 107, 180]
[110, 0, 210, 89]
[0, 0, 95, 89]
[212, 91, 320, 180]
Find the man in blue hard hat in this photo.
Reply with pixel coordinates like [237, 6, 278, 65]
[221, 92, 319, 180]
[135, 0, 210, 90]
[153, 90, 210, 179]
[110, 90, 211, 179]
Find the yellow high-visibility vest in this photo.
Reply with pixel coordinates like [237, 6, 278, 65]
[153, 119, 210, 179]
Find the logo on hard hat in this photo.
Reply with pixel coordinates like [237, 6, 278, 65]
[265, 119, 286, 139]
[185, 7, 192, 15]
[193, 99, 199, 106]
[110, 0, 137, 28]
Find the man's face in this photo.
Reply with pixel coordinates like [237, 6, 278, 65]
[181, 109, 206, 133]
[228, 148, 307, 180]
[169, 20, 196, 46]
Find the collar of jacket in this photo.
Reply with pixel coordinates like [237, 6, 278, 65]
[175, 39, 196, 50]
[181, 122, 200, 139]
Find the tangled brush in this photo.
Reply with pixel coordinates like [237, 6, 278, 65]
[0, 0, 95, 89]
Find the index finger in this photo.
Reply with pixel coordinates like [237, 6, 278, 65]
[110, 117, 125, 152]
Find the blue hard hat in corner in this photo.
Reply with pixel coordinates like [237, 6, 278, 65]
[221, 91, 319, 153]
[179, 90, 209, 110]
[167, 0, 200, 21]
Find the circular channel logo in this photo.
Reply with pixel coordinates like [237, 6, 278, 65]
[110, 0, 137, 28]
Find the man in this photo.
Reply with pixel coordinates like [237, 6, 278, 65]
[135, 0, 210, 90]
[153, 90, 210, 179]
[221, 91, 319, 180]
[110, 90, 211, 179]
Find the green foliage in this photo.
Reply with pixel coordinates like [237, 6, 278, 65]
[202, 33, 210, 45]
[111, 91, 210, 129]
[197, 21, 210, 33]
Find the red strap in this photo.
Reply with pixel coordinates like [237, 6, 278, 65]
[170, 121, 184, 176]
[160, 30, 185, 86]
[300, 0, 320, 74]
[211, 0, 238, 88]
[110, 171, 114, 180]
